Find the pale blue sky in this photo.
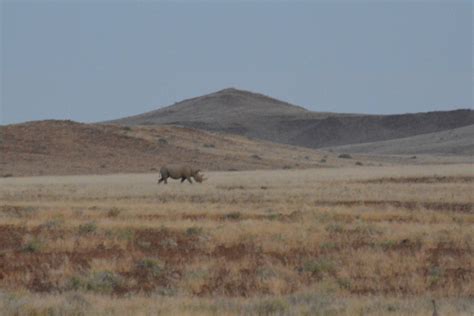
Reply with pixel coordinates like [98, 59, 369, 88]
[1, 0, 472, 124]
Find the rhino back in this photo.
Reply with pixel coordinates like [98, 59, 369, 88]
[164, 164, 192, 178]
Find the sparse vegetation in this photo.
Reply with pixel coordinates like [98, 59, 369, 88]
[158, 138, 168, 145]
[224, 211, 241, 220]
[78, 222, 97, 234]
[107, 207, 122, 218]
[0, 164, 472, 315]
[84, 271, 125, 294]
[22, 238, 43, 253]
[136, 258, 164, 277]
[186, 226, 204, 236]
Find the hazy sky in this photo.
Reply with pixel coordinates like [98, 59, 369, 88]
[1, 0, 472, 124]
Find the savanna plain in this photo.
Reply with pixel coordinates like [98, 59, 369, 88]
[0, 164, 473, 315]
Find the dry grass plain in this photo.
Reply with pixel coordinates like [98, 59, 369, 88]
[0, 164, 473, 315]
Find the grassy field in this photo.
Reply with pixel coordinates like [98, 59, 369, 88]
[0, 164, 473, 315]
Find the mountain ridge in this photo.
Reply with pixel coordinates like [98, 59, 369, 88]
[106, 88, 474, 149]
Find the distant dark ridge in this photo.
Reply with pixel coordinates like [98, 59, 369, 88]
[329, 124, 474, 156]
[289, 109, 474, 148]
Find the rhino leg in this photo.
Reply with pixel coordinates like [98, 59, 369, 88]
[158, 176, 165, 184]
[181, 177, 186, 183]
[187, 177, 193, 184]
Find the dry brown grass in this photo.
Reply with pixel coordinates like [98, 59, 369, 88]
[2, 120, 367, 177]
[0, 164, 473, 315]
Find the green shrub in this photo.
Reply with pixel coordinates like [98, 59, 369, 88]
[320, 242, 337, 250]
[23, 238, 43, 253]
[115, 228, 135, 242]
[337, 277, 352, 290]
[186, 226, 204, 237]
[85, 271, 124, 294]
[68, 276, 83, 291]
[78, 222, 97, 234]
[136, 258, 163, 277]
[303, 258, 335, 276]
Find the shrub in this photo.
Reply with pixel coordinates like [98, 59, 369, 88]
[320, 242, 337, 250]
[107, 207, 121, 218]
[186, 226, 204, 237]
[224, 212, 241, 220]
[23, 239, 43, 253]
[267, 213, 281, 221]
[203, 143, 215, 148]
[255, 299, 289, 315]
[428, 267, 442, 286]
[85, 271, 124, 294]
[320, 159, 327, 163]
[115, 228, 135, 242]
[352, 224, 383, 236]
[68, 276, 83, 291]
[337, 277, 352, 290]
[39, 219, 63, 230]
[160, 238, 178, 249]
[355, 161, 363, 166]
[303, 258, 335, 276]
[136, 258, 163, 277]
[380, 239, 397, 250]
[78, 222, 97, 234]
[325, 223, 344, 234]
[251, 154, 262, 160]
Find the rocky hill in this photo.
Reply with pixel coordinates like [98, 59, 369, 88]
[107, 88, 474, 149]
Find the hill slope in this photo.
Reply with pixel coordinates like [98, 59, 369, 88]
[329, 124, 474, 156]
[107, 88, 336, 142]
[0, 120, 345, 177]
[107, 88, 474, 149]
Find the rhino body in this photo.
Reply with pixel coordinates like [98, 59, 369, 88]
[158, 164, 205, 184]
